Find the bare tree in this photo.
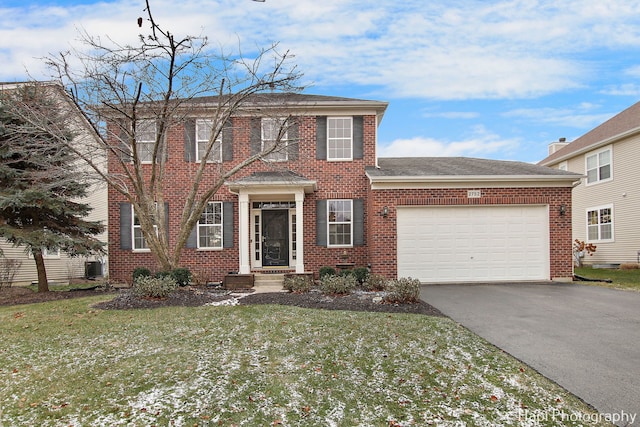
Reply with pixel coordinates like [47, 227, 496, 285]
[40, 0, 303, 272]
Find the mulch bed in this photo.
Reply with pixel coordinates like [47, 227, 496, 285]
[0, 286, 444, 317]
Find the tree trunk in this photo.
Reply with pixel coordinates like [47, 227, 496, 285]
[32, 249, 50, 292]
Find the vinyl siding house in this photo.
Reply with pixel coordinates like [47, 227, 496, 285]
[0, 82, 108, 285]
[108, 93, 580, 285]
[539, 100, 640, 266]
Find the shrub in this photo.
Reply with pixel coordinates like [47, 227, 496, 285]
[133, 275, 178, 298]
[383, 277, 421, 303]
[361, 273, 386, 292]
[171, 268, 192, 286]
[320, 274, 357, 295]
[620, 263, 639, 270]
[353, 267, 370, 284]
[132, 267, 152, 282]
[339, 269, 354, 277]
[283, 275, 314, 293]
[319, 266, 337, 279]
[154, 271, 171, 279]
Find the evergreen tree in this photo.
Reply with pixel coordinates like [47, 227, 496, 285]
[0, 84, 105, 292]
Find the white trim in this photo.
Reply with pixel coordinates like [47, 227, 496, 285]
[195, 119, 222, 163]
[584, 145, 613, 186]
[327, 116, 353, 161]
[197, 201, 223, 249]
[586, 204, 614, 243]
[327, 199, 353, 248]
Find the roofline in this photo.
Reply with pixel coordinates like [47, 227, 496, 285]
[366, 172, 583, 189]
[540, 126, 640, 166]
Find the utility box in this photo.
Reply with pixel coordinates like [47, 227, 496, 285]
[85, 261, 103, 279]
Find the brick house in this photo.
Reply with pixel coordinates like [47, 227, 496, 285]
[108, 93, 581, 284]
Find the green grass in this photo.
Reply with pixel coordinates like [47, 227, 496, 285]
[26, 281, 105, 293]
[0, 296, 611, 426]
[575, 266, 640, 291]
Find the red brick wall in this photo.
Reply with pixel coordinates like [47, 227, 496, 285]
[366, 187, 574, 280]
[107, 115, 376, 284]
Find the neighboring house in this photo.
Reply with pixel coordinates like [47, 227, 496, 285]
[0, 82, 108, 285]
[108, 93, 580, 284]
[539, 100, 640, 266]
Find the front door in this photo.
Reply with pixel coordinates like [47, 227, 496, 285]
[262, 210, 289, 267]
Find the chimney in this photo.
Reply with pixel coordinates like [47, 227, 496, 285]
[548, 137, 569, 155]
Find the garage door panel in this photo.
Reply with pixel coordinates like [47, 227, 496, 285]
[397, 206, 549, 283]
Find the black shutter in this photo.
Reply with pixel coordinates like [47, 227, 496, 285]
[163, 202, 170, 242]
[316, 199, 327, 246]
[119, 203, 132, 250]
[250, 118, 262, 156]
[186, 223, 197, 249]
[222, 119, 233, 161]
[223, 201, 234, 248]
[353, 116, 364, 159]
[316, 116, 327, 160]
[287, 117, 299, 161]
[117, 120, 132, 163]
[353, 199, 364, 246]
[156, 133, 168, 163]
[184, 119, 196, 162]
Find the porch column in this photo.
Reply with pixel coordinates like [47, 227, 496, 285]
[238, 192, 251, 274]
[295, 190, 305, 273]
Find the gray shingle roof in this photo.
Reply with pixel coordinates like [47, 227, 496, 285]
[539, 100, 640, 166]
[367, 157, 581, 179]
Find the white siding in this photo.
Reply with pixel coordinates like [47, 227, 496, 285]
[553, 136, 640, 264]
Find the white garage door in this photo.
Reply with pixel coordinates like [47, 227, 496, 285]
[397, 205, 549, 283]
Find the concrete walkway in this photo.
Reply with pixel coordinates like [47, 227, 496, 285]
[421, 282, 640, 426]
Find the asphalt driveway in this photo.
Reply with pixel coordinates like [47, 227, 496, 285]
[421, 282, 640, 426]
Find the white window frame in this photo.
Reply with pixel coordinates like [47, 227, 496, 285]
[198, 201, 223, 249]
[261, 118, 288, 162]
[327, 116, 353, 161]
[29, 248, 61, 259]
[585, 146, 612, 186]
[132, 204, 158, 251]
[586, 204, 614, 243]
[327, 199, 353, 247]
[196, 119, 222, 163]
[558, 161, 568, 171]
[135, 119, 156, 164]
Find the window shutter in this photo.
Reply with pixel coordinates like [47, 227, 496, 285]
[163, 202, 170, 241]
[184, 119, 196, 162]
[117, 120, 132, 163]
[316, 116, 327, 160]
[287, 118, 299, 160]
[316, 199, 327, 246]
[186, 221, 197, 249]
[223, 201, 234, 248]
[119, 203, 132, 250]
[222, 119, 234, 161]
[250, 118, 262, 156]
[353, 199, 364, 246]
[353, 116, 364, 159]
[156, 133, 169, 163]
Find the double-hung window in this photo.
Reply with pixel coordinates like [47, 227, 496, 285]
[261, 118, 288, 162]
[587, 205, 613, 242]
[585, 147, 611, 185]
[132, 204, 158, 250]
[196, 119, 222, 162]
[328, 199, 352, 247]
[135, 119, 156, 163]
[198, 202, 223, 249]
[327, 117, 353, 161]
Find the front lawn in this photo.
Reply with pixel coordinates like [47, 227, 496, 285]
[0, 296, 610, 426]
[575, 266, 640, 291]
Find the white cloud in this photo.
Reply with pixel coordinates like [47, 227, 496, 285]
[378, 126, 519, 158]
[504, 106, 614, 129]
[423, 111, 480, 119]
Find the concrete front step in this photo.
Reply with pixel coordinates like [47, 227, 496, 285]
[253, 273, 285, 289]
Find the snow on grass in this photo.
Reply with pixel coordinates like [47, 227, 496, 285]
[0, 296, 611, 427]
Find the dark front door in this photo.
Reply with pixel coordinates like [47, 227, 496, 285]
[262, 210, 289, 267]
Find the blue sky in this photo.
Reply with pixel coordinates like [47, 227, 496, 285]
[3, 0, 640, 162]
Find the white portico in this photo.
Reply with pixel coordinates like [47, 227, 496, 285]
[227, 172, 317, 274]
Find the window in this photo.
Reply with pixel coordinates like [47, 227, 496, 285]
[132, 204, 158, 250]
[558, 161, 568, 171]
[585, 147, 611, 185]
[30, 248, 60, 259]
[587, 205, 613, 242]
[262, 118, 288, 162]
[328, 199, 352, 247]
[135, 119, 156, 163]
[196, 119, 222, 162]
[198, 202, 223, 249]
[327, 117, 353, 161]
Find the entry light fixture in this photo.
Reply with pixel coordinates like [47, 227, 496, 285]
[382, 206, 389, 218]
[559, 204, 566, 216]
